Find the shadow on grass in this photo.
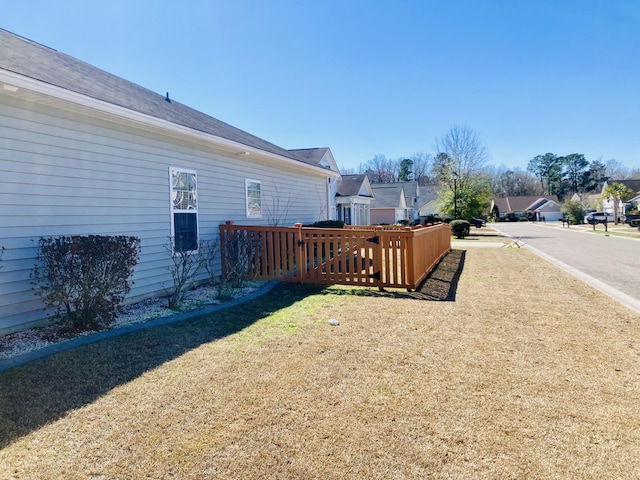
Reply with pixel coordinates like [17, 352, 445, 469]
[320, 249, 466, 302]
[0, 251, 467, 447]
[0, 283, 324, 449]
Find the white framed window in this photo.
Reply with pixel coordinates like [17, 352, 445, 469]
[170, 167, 198, 252]
[245, 179, 262, 218]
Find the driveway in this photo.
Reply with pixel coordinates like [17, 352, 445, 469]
[489, 222, 640, 314]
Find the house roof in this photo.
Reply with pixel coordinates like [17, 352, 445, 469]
[415, 184, 440, 210]
[572, 192, 602, 206]
[369, 181, 437, 210]
[370, 183, 407, 209]
[0, 28, 322, 168]
[395, 181, 420, 206]
[607, 179, 640, 195]
[289, 148, 330, 165]
[336, 174, 372, 197]
[492, 195, 561, 213]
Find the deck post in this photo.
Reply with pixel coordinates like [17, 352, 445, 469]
[404, 226, 415, 291]
[373, 226, 384, 291]
[294, 223, 304, 282]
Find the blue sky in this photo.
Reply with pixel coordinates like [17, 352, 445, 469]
[3, 0, 639, 172]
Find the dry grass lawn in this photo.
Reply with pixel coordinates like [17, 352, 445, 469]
[1, 242, 639, 479]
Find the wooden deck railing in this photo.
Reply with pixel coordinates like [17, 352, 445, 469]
[344, 224, 422, 231]
[219, 221, 451, 291]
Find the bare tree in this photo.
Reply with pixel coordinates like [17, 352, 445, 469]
[359, 154, 397, 183]
[486, 165, 543, 196]
[409, 152, 433, 185]
[163, 237, 203, 309]
[606, 158, 631, 180]
[432, 126, 491, 219]
[357, 153, 432, 185]
[433, 125, 489, 181]
[264, 182, 293, 226]
[339, 166, 358, 175]
[199, 237, 220, 284]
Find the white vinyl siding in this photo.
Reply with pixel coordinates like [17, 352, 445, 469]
[0, 93, 330, 334]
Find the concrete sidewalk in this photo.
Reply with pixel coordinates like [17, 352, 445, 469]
[451, 241, 506, 248]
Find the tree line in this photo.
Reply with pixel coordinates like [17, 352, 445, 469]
[339, 125, 639, 220]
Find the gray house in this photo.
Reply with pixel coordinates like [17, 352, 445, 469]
[370, 181, 421, 225]
[0, 29, 340, 334]
[490, 195, 562, 221]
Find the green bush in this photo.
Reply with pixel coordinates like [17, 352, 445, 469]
[32, 235, 140, 331]
[561, 199, 585, 225]
[304, 220, 345, 228]
[450, 220, 470, 239]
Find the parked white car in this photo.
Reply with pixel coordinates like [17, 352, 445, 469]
[584, 212, 626, 224]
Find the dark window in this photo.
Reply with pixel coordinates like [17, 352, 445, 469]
[174, 212, 197, 252]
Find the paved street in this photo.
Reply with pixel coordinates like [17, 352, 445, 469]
[488, 222, 640, 314]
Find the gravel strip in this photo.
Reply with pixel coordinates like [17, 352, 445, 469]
[0, 281, 266, 362]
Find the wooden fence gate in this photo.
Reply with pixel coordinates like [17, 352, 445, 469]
[219, 221, 451, 291]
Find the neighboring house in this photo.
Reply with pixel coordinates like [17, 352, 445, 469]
[416, 184, 441, 221]
[0, 29, 341, 334]
[417, 198, 441, 219]
[289, 147, 341, 221]
[490, 195, 562, 221]
[370, 181, 420, 225]
[571, 192, 603, 211]
[601, 179, 640, 213]
[334, 174, 374, 225]
[626, 180, 640, 209]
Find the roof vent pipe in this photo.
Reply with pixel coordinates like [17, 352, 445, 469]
[165, 92, 171, 103]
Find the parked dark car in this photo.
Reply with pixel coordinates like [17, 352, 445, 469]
[468, 217, 486, 228]
[625, 214, 640, 227]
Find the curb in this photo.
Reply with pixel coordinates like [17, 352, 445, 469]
[523, 244, 640, 315]
[491, 226, 640, 315]
[0, 281, 280, 373]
